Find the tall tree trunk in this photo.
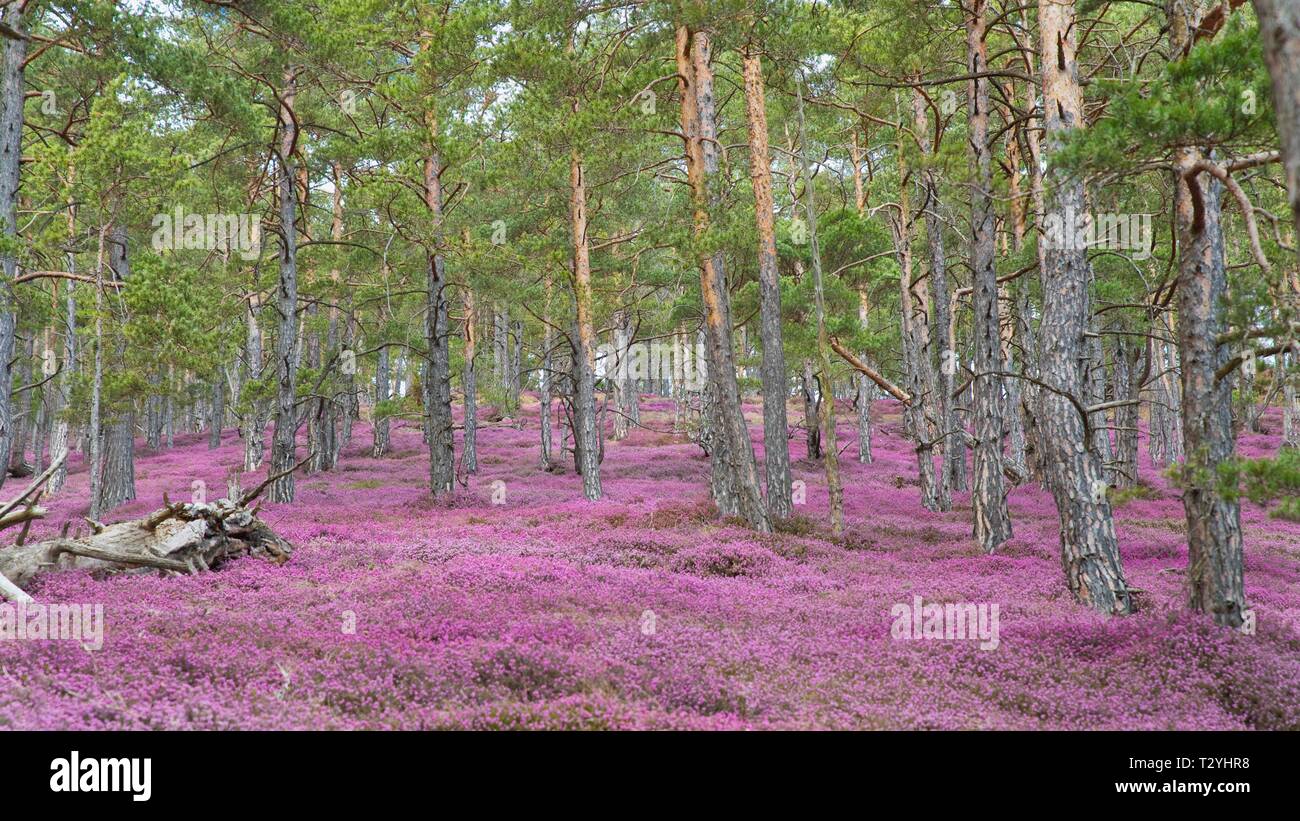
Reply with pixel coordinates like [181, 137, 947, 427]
[88, 230, 106, 521]
[373, 346, 390, 457]
[742, 51, 792, 520]
[965, 0, 1012, 551]
[509, 318, 522, 416]
[463, 284, 478, 473]
[49, 276, 74, 494]
[794, 74, 844, 535]
[540, 274, 554, 469]
[8, 333, 29, 473]
[423, 114, 455, 496]
[570, 153, 602, 500]
[493, 307, 506, 388]
[611, 310, 631, 440]
[332, 162, 354, 463]
[1168, 0, 1247, 629]
[1113, 338, 1145, 487]
[1036, 0, 1131, 613]
[913, 87, 955, 510]
[0, 4, 27, 491]
[99, 223, 136, 512]
[243, 295, 265, 472]
[208, 377, 223, 450]
[891, 135, 940, 512]
[676, 24, 769, 532]
[801, 359, 821, 460]
[1088, 334, 1114, 468]
[269, 66, 300, 504]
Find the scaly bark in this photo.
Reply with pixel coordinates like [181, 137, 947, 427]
[676, 24, 769, 531]
[1172, 0, 1246, 628]
[913, 87, 955, 510]
[965, 0, 1012, 551]
[1035, 0, 1130, 613]
[423, 112, 455, 496]
[269, 66, 300, 504]
[742, 51, 792, 519]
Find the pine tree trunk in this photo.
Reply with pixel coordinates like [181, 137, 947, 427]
[208, 377, 223, 450]
[742, 52, 792, 520]
[1176, 163, 1246, 627]
[856, 375, 874, 463]
[801, 359, 820, 460]
[88, 232, 106, 521]
[1088, 333, 1113, 468]
[679, 25, 769, 531]
[1285, 350, 1300, 449]
[0, 5, 27, 492]
[893, 119, 941, 513]
[243, 296, 265, 472]
[966, 0, 1011, 551]
[540, 274, 554, 470]
[8, 334, 29, 473]
[423, 118, 455, 497]
[100, 224, 137, 517]
[794, 74, 844, 534]
[462, 286, 478, 473]
[509, 318, 522, 416]
[269, 66, 300, 504]
[1113, 338, 1145, 487]
[611, 310, 630, 440]
[1167, 1, 1247, 629]
[913, 88, 955, 509]
[493, 307, 506, 388]
[373, 346, 390, 457]
[1034, 0, 1130, 612]
[570, 154, 602, 501]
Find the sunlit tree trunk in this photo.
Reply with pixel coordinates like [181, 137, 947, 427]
[570, 152, 602, 500]
[743, 51, 792, 519]
[676, 24, 769, 532]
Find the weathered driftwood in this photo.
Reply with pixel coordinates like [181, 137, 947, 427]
[0, 497, 293, 593]
[0, 452, 301, 598]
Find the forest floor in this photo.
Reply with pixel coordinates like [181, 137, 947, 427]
[2, 396, 1299, 729]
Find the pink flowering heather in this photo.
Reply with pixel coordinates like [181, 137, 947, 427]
[1, 396, 1298, 730]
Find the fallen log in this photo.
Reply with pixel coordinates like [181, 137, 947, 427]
[828, 337, 912, 403]
[0, 496, 293, 592]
